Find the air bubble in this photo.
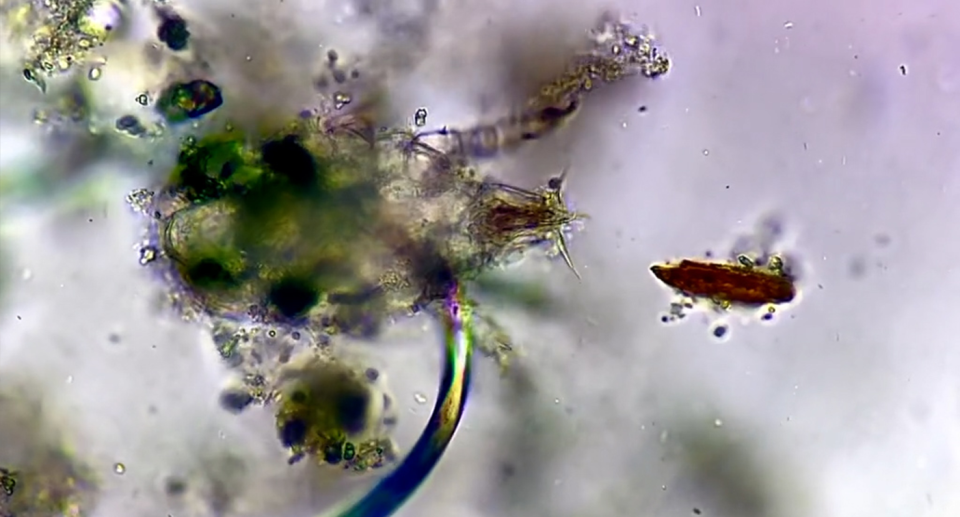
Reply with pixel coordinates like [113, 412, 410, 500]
[113, 463, 126, 475]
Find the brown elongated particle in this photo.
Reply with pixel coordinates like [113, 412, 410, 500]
[650, 259, 796, 306]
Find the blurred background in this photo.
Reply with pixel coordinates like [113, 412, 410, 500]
[1, 0, 958, 517]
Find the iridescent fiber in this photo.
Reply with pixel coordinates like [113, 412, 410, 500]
[321, 283, 474, 517]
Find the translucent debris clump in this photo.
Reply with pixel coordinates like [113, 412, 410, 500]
[5, 0, 125, 91]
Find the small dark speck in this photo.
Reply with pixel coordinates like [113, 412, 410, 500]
[899, 64, 908, 76]
[157, 13, 191, 51]
[115, 115, 146, 136]
[848, 256, 867, 279]
[291, 331, 301, 340]
[108, 332, 121, 344]
[148, 160, 154, 166]
[637, 105, 647, 113]
[761, 312, 774, 321]
[365, 368, 379, 382]
[874, 233, 891, 247]
[164, 476, 187, 496]
[88, 218, 94, 222]
[500, 462, 517, 478]
[16, 315, 21, 320]
[693, 509, 702, 515]
[725, 185, 730, 189]
[712, 325, 728, 339]
[219, 390, 254, 414]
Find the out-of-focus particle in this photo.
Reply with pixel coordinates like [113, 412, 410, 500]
[87, 66, 102, 81]
[115, 115, 146, 137]
[23, 67, 47, 93]
[414, 107, 428, 127]
[0, 467, 16, 496]
[218, 389, 254, 414]
[113, 463, 125, 475]
[156, 11, 190, 51]
[650, 258, 797, 307]
[155, 80, 223, 124]
[333, 91, 352, 110]
[163, 476, 187, 496]
[0, 385, 100, 516]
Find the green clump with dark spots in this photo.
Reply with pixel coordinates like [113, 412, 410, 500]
[156, 80, 223, 123]
[160, 123, 386, 320]
[157, 13, 191, 51]
[170, 133, 251, 203]
[273, 362, 395, 471]
[1, 467, 16, 496]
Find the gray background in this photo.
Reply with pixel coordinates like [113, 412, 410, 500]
[1, 1, 958, 516]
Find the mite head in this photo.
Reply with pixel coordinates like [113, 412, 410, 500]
[468, 168, 585, 278]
